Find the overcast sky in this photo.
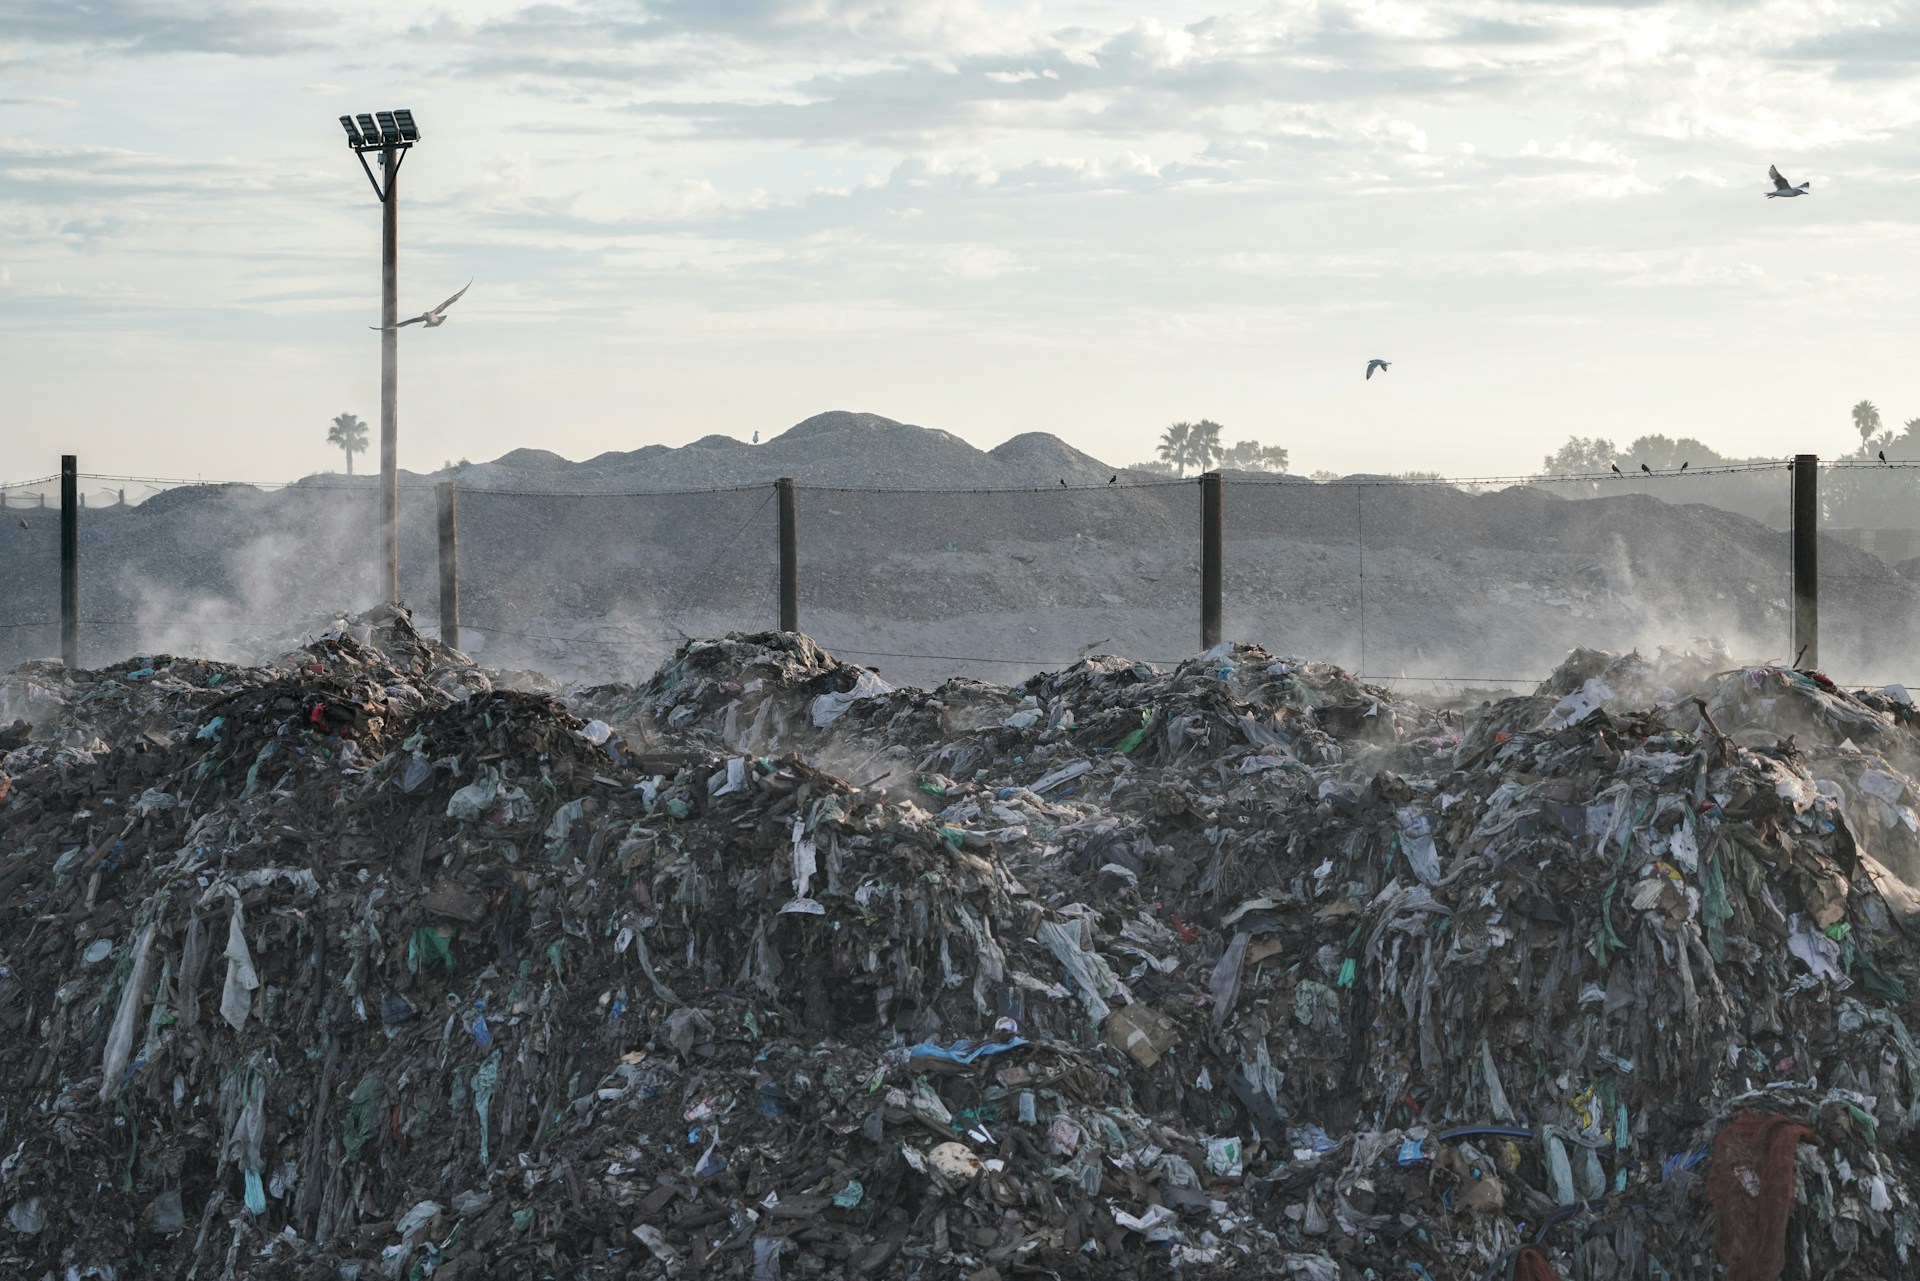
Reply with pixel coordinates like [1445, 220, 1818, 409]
[4, 0, 1919, 483]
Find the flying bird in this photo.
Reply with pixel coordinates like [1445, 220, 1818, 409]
[371, 279, 472, 330]
[1766, 165, 1810, 198]
[1640, 463, 1652, 475]
[1365, 359, 1392, 380]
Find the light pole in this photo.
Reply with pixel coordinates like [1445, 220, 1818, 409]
[340, 108, 419, 604]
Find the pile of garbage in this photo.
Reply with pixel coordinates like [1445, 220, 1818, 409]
[2, 612, 1919, 1280]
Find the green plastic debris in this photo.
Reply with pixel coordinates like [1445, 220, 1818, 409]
[831, 1180, 864, 1208]
[342, 1074, 382, 1162]
[407, 925, 456, 975]
[1112, 710, 1152, 755]
[512, 1207, 535, 1232]
[547, 940, 565, 981]
[1336, 957, 1357, 989]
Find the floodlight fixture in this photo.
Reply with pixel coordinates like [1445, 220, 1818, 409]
[343, 105, 418, 201]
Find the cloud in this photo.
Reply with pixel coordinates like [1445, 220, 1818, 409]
[0, 0, 329, 56]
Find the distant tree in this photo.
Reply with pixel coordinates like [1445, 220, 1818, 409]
[1539, 436, 1620, 476]
[1219, 439, 1289, 473]
[1619, 434, 1730, 472]
[328, 413, 370, 475]
[1129, 459, 1178, 476]
[1889, 418, 1920, 462]
[1156, 419, 1229, 476]
[1156, 422, 1193, 475]
[1188, 420, 1225, 473]
[1852, 400, 1882, 456]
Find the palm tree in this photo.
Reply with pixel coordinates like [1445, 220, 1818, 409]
[1852, 400, 1882, 456]
[1188, 419, 1225, 473]
[1157, 421, 1194, 475]
[328, 413, 370, 475]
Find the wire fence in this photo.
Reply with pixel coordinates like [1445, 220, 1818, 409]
[3, 460, 1918, 690]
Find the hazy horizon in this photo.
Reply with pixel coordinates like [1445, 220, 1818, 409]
[7, 1, 1920, 484]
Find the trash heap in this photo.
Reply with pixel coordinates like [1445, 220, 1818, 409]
[2, 615, 1919, 1280]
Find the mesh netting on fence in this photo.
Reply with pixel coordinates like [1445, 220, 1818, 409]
[0, 482, 384, 669]
[1819, 462, 1920, 686]
[11, 460, 1920, 690]
[1227, 467, 1796, 694]
[790, 480, 1195, 686]
[448, 485, 779, 680]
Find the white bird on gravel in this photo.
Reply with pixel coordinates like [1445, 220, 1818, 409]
[372, 280, 471, 330]
[1766, 165, 1810, 198]
[1365, 359, 1391, 380]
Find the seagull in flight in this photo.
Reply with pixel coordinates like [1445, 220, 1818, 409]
[1766, 165, 1810, 198]
[372, 280, 472, 330]
[1365, 359, 1392, 381]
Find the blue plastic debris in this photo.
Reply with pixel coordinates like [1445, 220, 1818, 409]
[907, 1037, 1030, 1067]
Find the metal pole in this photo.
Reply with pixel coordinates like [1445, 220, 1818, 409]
[380, 144, 400, 604]
[436, 481, 460, 652]
[1792, 454, 1819, 669]
[1201, 470, 1223, 650]
[60, 455, 77, 668]
[777, 477, 798, 633]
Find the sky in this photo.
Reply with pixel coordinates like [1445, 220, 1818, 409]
[4, 0, 1920, 484]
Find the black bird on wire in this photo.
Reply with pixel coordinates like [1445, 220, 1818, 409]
[1060, 478, 1067, 487]
[1641, 463, 1652, 475]
[1680, 461, 1689, 471]
[1108, 475, 1117, 485]
[1881, 450, 1889, 465]
[1610, 463, 1622, 476]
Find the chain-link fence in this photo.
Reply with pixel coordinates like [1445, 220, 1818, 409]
[6, 460, 1918, 688]
[1223, 465, 1799, 696]
[791, 480, 1193, 686]
[449, 485, 779, 679]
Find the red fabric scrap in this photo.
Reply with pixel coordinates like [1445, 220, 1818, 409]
[1512, 1246, 1564, 1281]
[1707, 1110, 1817, 1281]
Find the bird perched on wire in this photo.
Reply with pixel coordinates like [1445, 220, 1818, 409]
[1880, 450, 1889, 465]
[1059, 478, 1067, 487]
[1108, 475, 1117, 485]
[1641, 463, 1652, 475]
[372, 279, 472, 330]
[1766, 165, 1810, 198]
[1365, 359, 1392, 380]
[1610, 463, 1622, 476]
[1680, 461, 1689, 471]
